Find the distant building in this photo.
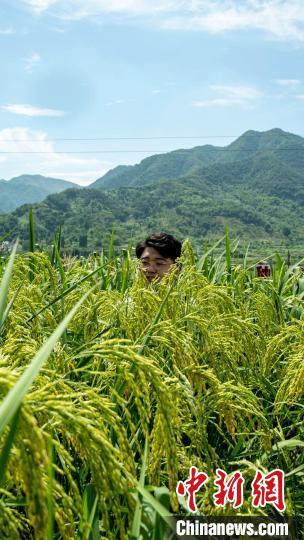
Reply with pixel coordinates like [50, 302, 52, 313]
[256, 262, 271, 278]
[0, 241, 12, 254]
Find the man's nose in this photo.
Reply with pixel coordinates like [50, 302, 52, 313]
[145, 261, 157, 271]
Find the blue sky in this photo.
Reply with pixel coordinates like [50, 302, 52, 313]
[0, 0, 304, 185]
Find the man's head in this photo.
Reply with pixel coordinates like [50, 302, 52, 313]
[135, 232, 182, 282]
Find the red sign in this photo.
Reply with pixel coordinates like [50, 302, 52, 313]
[176, 468, 286, 513]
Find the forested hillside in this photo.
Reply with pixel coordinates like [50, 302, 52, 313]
[92, 128, 304, 189]
[0, 174, 79, 213]
[0, 129, 303, 258]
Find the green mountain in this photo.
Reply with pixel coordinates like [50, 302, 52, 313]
[0, 174, 80, 213]
[0, 129, 303, 257]
[91, 128, 304, 189]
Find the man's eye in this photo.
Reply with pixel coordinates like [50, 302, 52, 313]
[141, 260, 149, 266]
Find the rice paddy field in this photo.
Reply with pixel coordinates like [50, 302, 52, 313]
[0, 230, 303, 539]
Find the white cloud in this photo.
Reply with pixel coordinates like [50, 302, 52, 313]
[0, 27, 14, 35]
[163, 1, 304, 42]
[275, 79, 301, 86]
[24, 52, 41, 73]
[23, 0, 177, 16]
[193, 84, 261, 108]
[105, 99, 127, 106]
[22, 0, 304, 42]
[193, 98, 240, 108]
[23, 0, 59, 15]
[210, 84, 261, 100]
[1, 104, 66, 117]
[105, 98, 136, 106]
[0, 127, 112, 185]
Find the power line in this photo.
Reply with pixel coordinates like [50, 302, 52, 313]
[0, 147, 303, 154]
[0, 135, 241, 142]
[0, 133, 303, 142]
[0, 133, 303, 143]
[2, 150, 176, 153]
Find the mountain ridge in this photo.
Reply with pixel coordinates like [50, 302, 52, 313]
[0, 128, 303, 257]
[91, 128, 304, 190]
[0, 174, 80, 213]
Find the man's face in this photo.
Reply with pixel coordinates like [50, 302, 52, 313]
[139, 246, 174, 282]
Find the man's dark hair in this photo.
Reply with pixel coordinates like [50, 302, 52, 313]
[135, 232, 182, 261]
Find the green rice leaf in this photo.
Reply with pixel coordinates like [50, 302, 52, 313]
[0, 289, 91, 436]
[0, 241, 18, 328]
[0, 407, 20, 487]
[131, 437, 148, 538]
[136, 485, 174, 530]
